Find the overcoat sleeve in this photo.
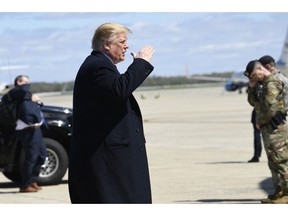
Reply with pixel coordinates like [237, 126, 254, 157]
[91, 57, 154, 101]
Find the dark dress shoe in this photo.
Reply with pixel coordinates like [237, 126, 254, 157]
[248, 157, 259, 163]
[31, 182, 42, 190]
[19, 187, 38, 193]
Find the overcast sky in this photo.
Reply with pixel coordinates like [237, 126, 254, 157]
[0, 4, 288, 83]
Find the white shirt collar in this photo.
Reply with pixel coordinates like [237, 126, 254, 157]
[101, 52, 115, 65]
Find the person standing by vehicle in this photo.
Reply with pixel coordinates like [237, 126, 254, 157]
[69, 23, 154, 203]
[245, 60, 288, 203]
[9, 75, 46, 193]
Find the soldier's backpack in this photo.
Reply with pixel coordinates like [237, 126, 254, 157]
[0, 92, 18, 133]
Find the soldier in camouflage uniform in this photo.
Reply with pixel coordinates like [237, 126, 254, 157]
[259, 55, 288, 112]
[258, 56, 288, 203]
[245, 60, 288, 204]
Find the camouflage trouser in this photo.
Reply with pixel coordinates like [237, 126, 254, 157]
[261, 123, 288, 194]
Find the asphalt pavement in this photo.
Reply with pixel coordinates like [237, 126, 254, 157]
[0, 86, 278, 206]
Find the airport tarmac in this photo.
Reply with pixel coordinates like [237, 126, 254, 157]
[0, 86, 275, 204]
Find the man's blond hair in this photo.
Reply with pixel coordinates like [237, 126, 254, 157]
[91, 23, 131, 51]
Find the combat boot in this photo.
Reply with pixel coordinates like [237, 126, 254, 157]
[261, 187, 283, 204]
[261, 193, 286, 204]
[261, 198, 273, 204]
[271, 195, 288, 204]
[268, 191, 283, 200]
[270, 187, 288, 204]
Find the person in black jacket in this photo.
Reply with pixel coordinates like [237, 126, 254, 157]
[10, 75, 46, 193]
[69, 23, 154, 203]
[248, 108, 262, 162]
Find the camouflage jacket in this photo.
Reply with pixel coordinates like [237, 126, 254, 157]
[274, 71, 288, 111]
[247, 74, 285, 127]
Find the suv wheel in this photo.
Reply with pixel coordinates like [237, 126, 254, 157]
[37, 138, 68, 185]
[3, 137, 68, 185]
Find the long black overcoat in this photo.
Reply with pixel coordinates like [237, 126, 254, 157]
[68, 51, 154, 203]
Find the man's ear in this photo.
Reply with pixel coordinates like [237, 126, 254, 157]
[103, 41, 110, 51]
[265, 64, 272, 71]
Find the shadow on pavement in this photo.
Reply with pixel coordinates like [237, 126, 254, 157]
[175, 199, 261, 204]
[0, 181, 18, 188]
[259, 177, 274, 196]
[174, 174, 274, 204]
[0, 179, 68, 189]
[202, 161, 274, 196]
[202, 161, 247, 164]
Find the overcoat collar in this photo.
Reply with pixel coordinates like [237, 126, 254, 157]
[91, 50, 114, 65]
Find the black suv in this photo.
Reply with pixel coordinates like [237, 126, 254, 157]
[0, 104, 72, 185]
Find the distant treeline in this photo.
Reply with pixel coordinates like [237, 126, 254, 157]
[30, 71, 233, 93]
[29, 81, 74, 93]
[141, 71, 232, 86]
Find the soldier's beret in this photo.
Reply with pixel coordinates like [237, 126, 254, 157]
[259, 55, 275, 66]
[244, 60, 257, 78]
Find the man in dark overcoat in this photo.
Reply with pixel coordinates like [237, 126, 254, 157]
[68, 23, 154, 203]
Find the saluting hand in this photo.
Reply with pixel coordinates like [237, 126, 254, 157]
[131, 45, 154, 62]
